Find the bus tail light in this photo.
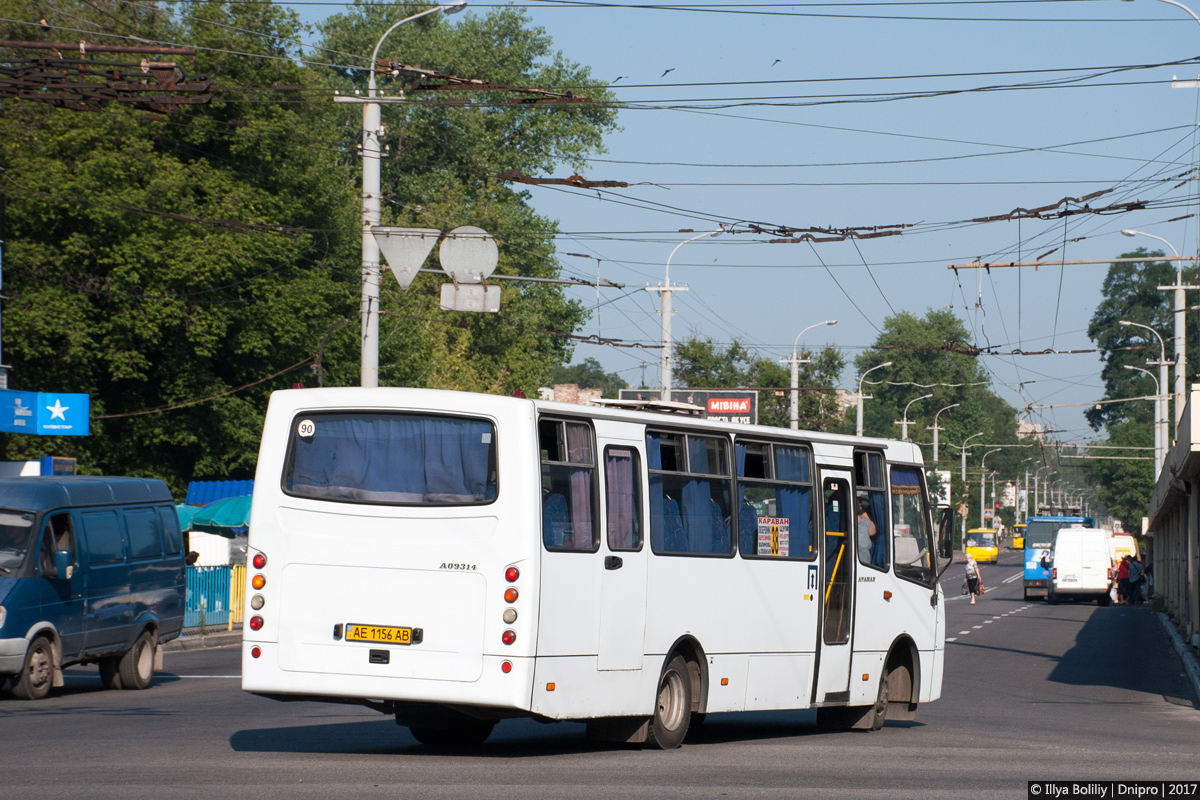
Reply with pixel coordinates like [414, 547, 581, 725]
[252, 574, 266, 590]
[501, 660, 512, 674]
[501, 630, 516, 645]
[251, 646, 261, 659]
[505, 566, 519, 582]
[249, 615, 264, 631]
[504, 587, 518, 603]
[253, 553, 267, 569]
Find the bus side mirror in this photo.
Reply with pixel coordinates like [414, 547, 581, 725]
[936, 506, 955, 561]
[53, 549, 74, 580]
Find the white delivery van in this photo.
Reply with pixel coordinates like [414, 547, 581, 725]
[1109, 533, 1139, 563]
[1048, 528, 1112, 605]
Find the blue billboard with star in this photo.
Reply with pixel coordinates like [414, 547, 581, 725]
[0, 389, 90, 436]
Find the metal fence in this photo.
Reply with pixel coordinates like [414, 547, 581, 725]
[184, 565, 245, 630]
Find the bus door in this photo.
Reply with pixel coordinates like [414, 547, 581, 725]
[815, 471, 854, 702]
[596, 441, 648, 671]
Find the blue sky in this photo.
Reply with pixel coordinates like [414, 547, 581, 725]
[294, 0, 1200, 452]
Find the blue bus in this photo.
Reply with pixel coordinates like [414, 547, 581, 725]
[1023, 515, 1094, 600]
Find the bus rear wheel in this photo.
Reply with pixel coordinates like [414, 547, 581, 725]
[646, 655, 692, 750]
[409, 719, 495, 749]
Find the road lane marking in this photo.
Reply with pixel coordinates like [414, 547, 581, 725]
[1002, 572, 1023, 585]
[984, 620, 993, 624]
[972, 625, 982, 629]
[946, 637, 957, 642]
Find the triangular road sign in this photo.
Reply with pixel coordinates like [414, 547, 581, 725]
[372, 227, 441, 289]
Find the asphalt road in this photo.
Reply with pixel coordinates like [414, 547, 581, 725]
[3, 549, 1197, 799]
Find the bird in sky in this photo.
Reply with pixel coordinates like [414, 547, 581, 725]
[661, 68, 675, 78]
[771, 59, 781, 67]
[612, 76, 627, 84]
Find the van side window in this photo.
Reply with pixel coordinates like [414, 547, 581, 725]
[157, 507, 183, 556]
[38, 513, 76, 578]
[81, 511, 125, 564]
[126, 509, 163, 560]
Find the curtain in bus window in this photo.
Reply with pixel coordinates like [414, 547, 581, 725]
[867, 491, 889, 568]
[776, 485, 813, 559]
[424, 417, 491, 502]
[775, 446, 809, 482]
[735, 443, 754, 554]
[565, 424, 594, 548]
[647, 433, 666, 551]
[605, 449, 637, 551]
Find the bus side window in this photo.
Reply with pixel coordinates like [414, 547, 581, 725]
[604, 447, 643, 551]
[855, 451, 889, 571]
[647, 431, 732, 556]
[539, 419, 599, 552]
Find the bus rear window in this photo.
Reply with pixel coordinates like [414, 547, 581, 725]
[282, 412, 498, 505]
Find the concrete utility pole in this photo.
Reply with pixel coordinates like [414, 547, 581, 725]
[928, 403, 960, 464]
[356, 1, 467, 388]
[780, 320, 836, 430]
[648, 228, 724, 401]
[960, 432, 985, 546]
[979, 449, 1001, 528]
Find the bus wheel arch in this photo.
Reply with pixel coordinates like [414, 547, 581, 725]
[663, 635, 709, 717]
[882, 636, 920, 721]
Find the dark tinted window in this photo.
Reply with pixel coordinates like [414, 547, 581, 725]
[126, 509, 163, 560]
[82, 511, 125, 564]
[158, 507, 183, 556]
[283, 412, 498, 506]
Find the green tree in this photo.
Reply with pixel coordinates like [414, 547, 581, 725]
[548, 358, 628, 397]
[0, 0, 618, 492]
[315, 3, 619, 393]
[851, 309, 1026, 531]
[673, 335, 844, 430]
[1078, 248, 1178, 526]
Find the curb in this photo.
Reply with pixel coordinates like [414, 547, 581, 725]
[164, 630, 243, 652]
[1157, 611, 1200, 708]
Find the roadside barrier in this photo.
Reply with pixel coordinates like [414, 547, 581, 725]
[184, 565, 245, 630]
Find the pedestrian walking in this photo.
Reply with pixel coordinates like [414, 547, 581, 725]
[1117, 555, 1131, 605]
[965, 554, 983, 604]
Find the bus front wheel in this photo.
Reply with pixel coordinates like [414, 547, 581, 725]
[646, 655, 692, 750]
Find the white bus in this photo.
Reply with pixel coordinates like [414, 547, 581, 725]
[241, 388, 954, 748]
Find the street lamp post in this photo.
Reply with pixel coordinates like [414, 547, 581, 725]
[357, 0, 467, 388]
[979, 448, 1001, 528]
[1122, 229, 1188, 427]
[959, 432, 985, 547]
[895, 393, 933, 441]
[855, 361, 893, 437]
[1120, 319, 1172, 451]
[780, 319, 837, 430]
[1021, 457, 1033, 523]
[1124, 363, 1165, 477]
[648, 228, 725, 401]
[928, 403, 960, 464]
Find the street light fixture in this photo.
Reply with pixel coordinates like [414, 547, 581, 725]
[356, 0, 468, 387]
[649, 227, 725, 401]
[856, 361, 893, 437]
[780, 319, 837, 430]
[895, 393, 933, 441]
[979, 448, 1001, 528]
[1120, 319, 1172, 451]
[1122, 229, 1187, 427]
[1124, 363, 1166, 477]
[928, 402, 960, 464]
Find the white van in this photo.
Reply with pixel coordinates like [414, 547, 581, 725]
[1048, 528, 1112, 605]
[1109, 533, 1139, 563]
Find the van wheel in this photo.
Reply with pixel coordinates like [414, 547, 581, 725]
[118, 631, 156, 690]
[99, 657, 122, 690]
[646, 655, 692, 750]
[12, 636, 54, 700]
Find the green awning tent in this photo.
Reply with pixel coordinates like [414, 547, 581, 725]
[189, 495, 252, 535]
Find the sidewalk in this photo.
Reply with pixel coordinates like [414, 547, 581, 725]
[165, 626, 243, 652]
[1158, 612, 1200, 707]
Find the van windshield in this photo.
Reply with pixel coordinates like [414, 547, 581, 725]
[0, 509, 37, 573]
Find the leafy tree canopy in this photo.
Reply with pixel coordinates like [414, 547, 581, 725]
[0, 0, 618, 493]
[673, 334, 845, 430]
